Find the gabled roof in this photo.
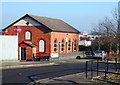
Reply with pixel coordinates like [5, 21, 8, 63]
[19, 41, 37, 48]
[3, 14, 80, 33]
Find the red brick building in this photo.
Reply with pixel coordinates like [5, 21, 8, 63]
[3, 14, 80, 60]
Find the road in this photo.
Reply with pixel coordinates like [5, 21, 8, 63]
[2, 59, 119, 84]
[2, 59, 89, 83]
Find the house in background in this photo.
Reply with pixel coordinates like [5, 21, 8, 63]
[79, 32, 101, 47]
[2, 14, 80, 60]
[0, 29, 3, 35]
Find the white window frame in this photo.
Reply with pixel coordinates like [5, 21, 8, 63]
[39, 40, 45, 52]
[25, 31, 31, 40]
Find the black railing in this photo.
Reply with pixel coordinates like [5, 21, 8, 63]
[86, 56, 120, 80]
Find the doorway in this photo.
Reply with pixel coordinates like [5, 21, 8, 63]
[21, 47, 26, 60]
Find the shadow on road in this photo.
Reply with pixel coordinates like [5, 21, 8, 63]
[28, 66, 84, 83]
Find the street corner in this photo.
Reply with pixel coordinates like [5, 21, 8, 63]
[29, 72, 87, 84]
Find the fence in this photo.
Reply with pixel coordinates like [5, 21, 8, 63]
[86, 56, 120, 83]
[59, 52, 83, 57]
[0, 35, 18, 61]
[32, 53, 50, 61]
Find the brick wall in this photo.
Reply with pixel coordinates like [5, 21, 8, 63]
[4, 26, 51, 60]
[51, 32, 79, 54]
[4, 26, 79, 60]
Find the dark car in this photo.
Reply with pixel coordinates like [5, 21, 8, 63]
[85, 51, 94, 56]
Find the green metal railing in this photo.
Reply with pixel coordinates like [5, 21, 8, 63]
[59, 51, 83, 57]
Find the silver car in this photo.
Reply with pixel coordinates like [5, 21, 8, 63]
[93, 50, 106, 59]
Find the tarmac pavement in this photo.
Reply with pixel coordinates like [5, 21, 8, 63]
[29, 71, 107, 85]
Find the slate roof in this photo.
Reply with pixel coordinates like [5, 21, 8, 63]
[19, 41, 36, 48]
[3, 14, 80, 33]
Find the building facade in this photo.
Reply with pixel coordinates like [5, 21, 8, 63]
[3, 14, 80, 60]
[79, 32, 101, 46]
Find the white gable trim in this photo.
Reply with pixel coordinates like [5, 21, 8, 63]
[14, 16, 41, 26]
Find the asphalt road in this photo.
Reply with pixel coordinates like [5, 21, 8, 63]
[2, 59, 120, 84]
[2, 59, 88, 83]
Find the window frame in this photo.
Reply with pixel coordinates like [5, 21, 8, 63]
[74, 40, 77, 50]
[68, 40, 71, 51]
[61, 39, 64, 52]
[39, 39, 45, 52]
[25, 31, 32, 40]
[54, 39, 57, 52]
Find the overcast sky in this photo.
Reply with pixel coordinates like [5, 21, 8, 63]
[1, 1, 118, 33]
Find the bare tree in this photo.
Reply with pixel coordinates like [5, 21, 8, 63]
[91, 3, 120, 54]
[111, 5, 120, 54]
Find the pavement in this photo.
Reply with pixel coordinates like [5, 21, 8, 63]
[0, 60, 57, 70]
[29, 71, 107, 85]
[0, 58, 93, 70]
[0, 54, 81, 70]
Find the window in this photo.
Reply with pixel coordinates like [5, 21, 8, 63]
[39, 40, 45, 52]
[54, 39, 57, 52]
[74, 40, 77, 50]
[61, 40, 64, 51]
[68, 40, 71, 51]
[25, 31, 31, 40]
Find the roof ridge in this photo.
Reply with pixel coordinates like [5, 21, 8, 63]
[3, 14, 80, 33]
[28, 14, 62, 21]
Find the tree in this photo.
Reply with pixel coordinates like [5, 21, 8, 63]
[91, 5, 120, 53]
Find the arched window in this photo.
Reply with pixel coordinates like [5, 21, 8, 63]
[68, 40, 71, 51]
[54, 39, 57, 52]
[39, 40, 45, 52]
[74, 40, 77, 50]
[25, 31, 31, 40]
[61, 40, 64, 51]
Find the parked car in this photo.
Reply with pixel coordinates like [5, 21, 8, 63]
[93, 50, 106, 59]
[85, 51, 94, 56]
[107, 50, 114, 54]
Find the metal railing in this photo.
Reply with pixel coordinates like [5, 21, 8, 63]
[59, 52, 82, 57]
[86, 56, 120, 80]
[32, 53, 50, 61]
